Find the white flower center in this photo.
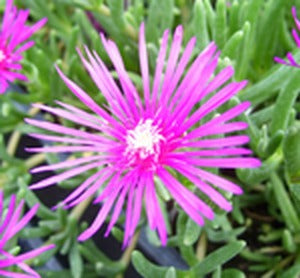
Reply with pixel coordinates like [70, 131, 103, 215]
[125, 119, 164, 159]
[0, 50, 6, 62]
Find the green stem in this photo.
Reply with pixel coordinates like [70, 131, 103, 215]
[25, 153, 46, 169]
[69, 195, 94, 221]
[196, 232, 207, 261]
[271, 172, 300, 232]
[262, 255, 295, 278]
[259, 246, 284, 254]
[116, 230, 141, 278]
[98, 4, 111, 17]
[94, 3, 138, 41]
[6, 131, 21, 157]
[6, 104, 41, 158]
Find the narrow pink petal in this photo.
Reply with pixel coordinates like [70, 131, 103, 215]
[1, 70, 27, 82]
[105, 181, 131, 237]
[5, 244, 55, 267]
[0, 79, 9, 94]
[181, 81, 248, 133]
[174, 148, 252, 157]
[123, 184, 135, 248]
[162, 36, 196, 105]
[201, 102, 251, 130]
[183, 135, 250, 148]
[7, 10, 30, 50]
[2, 0, 13, 31]
[184, 122, 249, 140]
[56, 101, 107, 126]
[168, 53, 220, 125]
[29, 16, 47, 31]
[66, 169, 113, 208]
[0, 270, 34, 278]
[171, 163, 232, 211]
[151, 29, 169, 112]
[15, 261, 40, 278]
[55, 65, 125, 133]
[203, 66, 235, 96]
[92, 49, 138, 122]
[4, 204, 39, 242]
[287, 52, 300, 67]
[14, 40, 35, 54]
[169, 42, 217, 110]
[0, 195, 16, 235]
[292, 6, 300, 31]
[77, 47, 127, 123]
[0, 192, 3, 225]
[92, 171, 122, 204]
[144, 175, 156, 229]
[29, 161, 106, 190]
[22, 17, 47, 40]
[26, 145, 107, 153]
[158, 167, 214, 221]
[274, 56, 291, 66]
[100, 34, 142, 117]
[58, 171, 103, 208]
[292, 29, 300, 48]
[160, 26, 183, 107]
[78, 183, 123, 241]
[7, 63, 22, 70]
[166, 159, 243, 194]
[169, 156, 261, 168]
[0, 200, 25, 248]
[139, 23, 151, 114]
[129, 181, 145, 238]
[33, 103, 109, 135]
[29, 133, 105, 146]
[145, 172, 168, 245]
[31, 155, 103, 173]
[25, 118, 109, 143]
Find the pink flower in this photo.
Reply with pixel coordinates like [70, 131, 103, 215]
[274, 7, 300, 67]
[0, 193, 54, 277]
[26, 24, 260, 247]
[0, 0, 47, 94]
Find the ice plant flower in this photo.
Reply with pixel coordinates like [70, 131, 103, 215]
[26, 24, 260, 246]
[274, 7, 300, 67]
[0, 192, 54, 277]
[0, 0, 47, 94]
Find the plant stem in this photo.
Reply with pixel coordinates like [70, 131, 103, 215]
[95, 3, 138, 41]
[69, 195, 94, 221]
[98, 3, 110, 17]
[196, 231, 207, 261]
[262, 255, 294, 278]
[6, 104, 41, 157]
[271, 172, 300, 232]
[116, 230, 141, 278]
[6, 130, 21, 157]
[25, 153, 46, 169]
[259, 246, 284, 254]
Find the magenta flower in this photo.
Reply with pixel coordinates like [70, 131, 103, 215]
[0, 0, 47, 94]
[26, 24, 260, 246]
[274, 7, 300, 67]
[0, 193, 54, 277]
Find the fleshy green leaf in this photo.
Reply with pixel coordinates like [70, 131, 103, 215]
[132, 251, 186, 278]
[69, 243, 83, 278]
[270, 173, 300, 232]
[283, 123, 300, 183]
[191, 241, 246, 276]
[222, 269, 246, 278]
[270, 70, 300, 135]
[146, 0, 174, 43]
